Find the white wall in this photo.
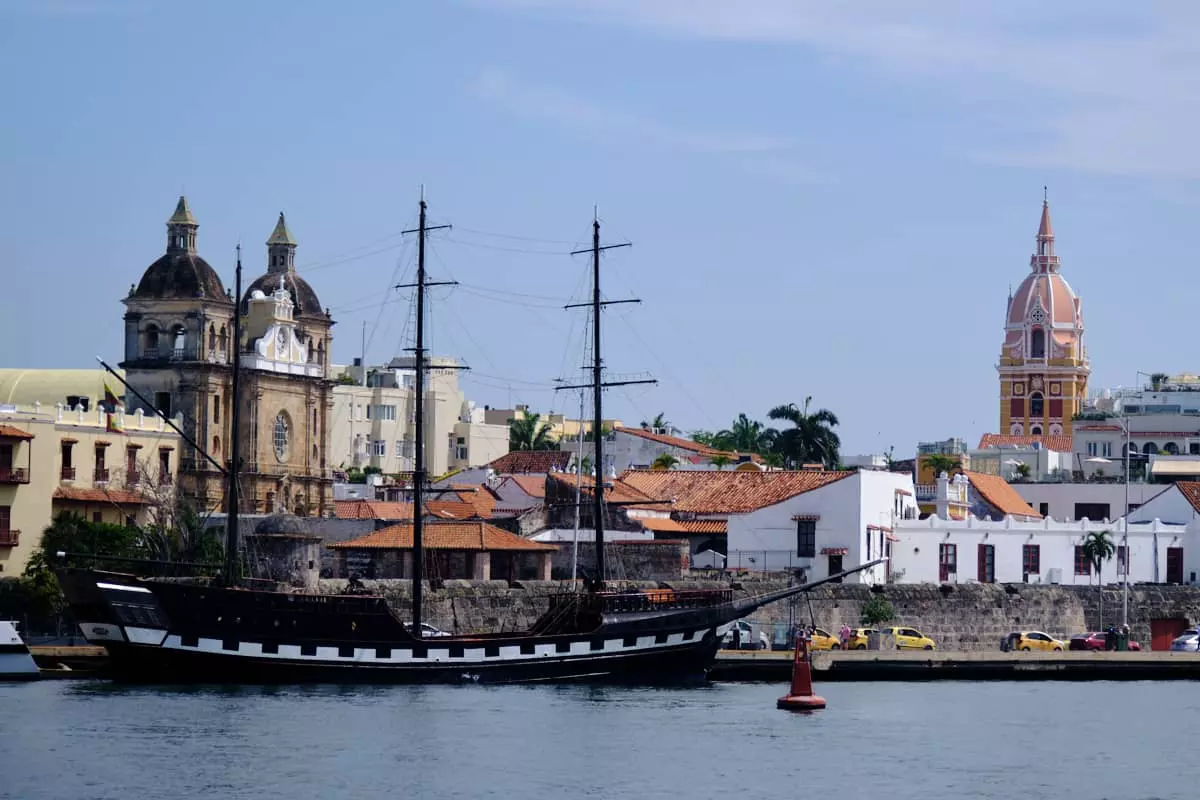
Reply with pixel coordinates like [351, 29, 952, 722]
[726, 470, 918, 584]
[1012, 482, 1162, 522]
[891, 515, 1188, 585]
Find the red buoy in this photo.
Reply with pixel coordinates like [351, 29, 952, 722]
[777, 631, 826, 711]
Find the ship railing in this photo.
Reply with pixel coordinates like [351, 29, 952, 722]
[587, 588, 732, 615]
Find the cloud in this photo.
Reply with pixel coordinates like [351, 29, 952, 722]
[472, 66, 817, 180]
[477, 0, 1200, 178]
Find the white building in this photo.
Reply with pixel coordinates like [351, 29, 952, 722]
[892, 514, 1191, 586]
[329, 357, 507, 478]
[1011, 481, 1163, 522]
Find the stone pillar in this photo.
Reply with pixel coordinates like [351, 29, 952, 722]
[537, 552, 552, 581]
[472, 552, 491, 581]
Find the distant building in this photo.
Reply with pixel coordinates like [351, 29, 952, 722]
[570, 425, 754, 474]
[482, 405, 623, 444]
[329, 357, 508, 479]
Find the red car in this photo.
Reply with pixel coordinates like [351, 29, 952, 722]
[1068, 632, 1141, 651]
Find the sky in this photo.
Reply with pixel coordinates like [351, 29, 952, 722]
[3, 1, 1200, 457]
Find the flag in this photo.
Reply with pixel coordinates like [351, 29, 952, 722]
[103, 382, 124, 433]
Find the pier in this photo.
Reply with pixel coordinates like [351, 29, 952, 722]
[711, 649, 1200, 682]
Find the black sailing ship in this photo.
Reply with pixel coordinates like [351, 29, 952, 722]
[56, 199, 882, 683]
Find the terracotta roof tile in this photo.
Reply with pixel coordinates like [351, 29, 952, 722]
[0, 424, 34, 440]
[546, 472, 661, 506]
[487, 451, 572, 474]
[425, 500, 479, 520]
[505, 474, 546, 499]
[329, 521, 555, 552]
[977, 433, 1073, 452]
[1174, 482, 1200, 514]
[639, 517, 728, 534]
[618, 469, 853, 514]
[333, 500, 414, 520]
[53, 486, 151, 505]
[963, 470, 1042, 519]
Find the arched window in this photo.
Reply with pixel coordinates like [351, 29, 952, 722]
[1030, 392, 1044, 417]
[1030, 425, 1043, 435]
[172, 325, 186, 360]
[145, 325, 159, 357]
[312, 408, 317, 430]
[273, 412, 290, 462]
[1030, 328, 1045, 358]
[1165, 442, 1180, 455]
[212, 436, 221, 457]
[212, 394, 221, 425]
[1143, 442, 1157, 455]
[218, 325, 228, 353]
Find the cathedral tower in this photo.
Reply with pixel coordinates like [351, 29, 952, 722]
[998, 197, 1089, 439]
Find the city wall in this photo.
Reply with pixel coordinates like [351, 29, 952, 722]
[316, 578, 1200, 648]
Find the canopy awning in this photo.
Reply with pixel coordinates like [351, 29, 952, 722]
[1150, 458, 1200, 477]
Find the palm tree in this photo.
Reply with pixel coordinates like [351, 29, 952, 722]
[923, 453, 959, 481]
[767, 397, 841, 469]
[715, 414, 762, 453]
[762, 452, 784, 469]
[641, 412, 670, 433]
[509, 413, 557, 451]
[651, 453, 679, 470]
[1013, 462, 1031, 482]
[690, 430, 717, 447]
[1082, 529, 1116, 629]
[709, 454, 733, 470]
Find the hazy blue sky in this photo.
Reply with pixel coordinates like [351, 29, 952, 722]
[3, 1, 1199, 456]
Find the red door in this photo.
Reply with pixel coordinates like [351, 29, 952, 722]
[1151, 619, 1190, 651]
[1167, 547, 1184, 584]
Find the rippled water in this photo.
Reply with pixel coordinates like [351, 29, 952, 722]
[0, 679, 1193, 799]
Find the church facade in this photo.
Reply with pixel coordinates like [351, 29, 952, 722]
[120, 198, 334, 516]
[997, 199, 1089, 440]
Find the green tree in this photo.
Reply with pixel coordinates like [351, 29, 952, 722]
[762, 452, 784, 469]
[1013, 462, 1032, 481]
[709, 454, 733, 470]
[715, 413, 765, 453]
[691, 430, 717, 447]
[583, 424, 613, 442]
[923, 453, 960, 480]
[509, 413, 558, 451]
[41, 512, 147, 562]
[860, 594, 895, 626]
[767, 397, 841, 469]
[641, 412, 670, 432]
[651, 453, 679, 470]
[1082, 529, 1116, 629]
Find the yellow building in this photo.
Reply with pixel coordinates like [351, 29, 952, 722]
[0, 405, 182, 576]
[997, 199, 1089, 440]
[483, 405, 624, 443]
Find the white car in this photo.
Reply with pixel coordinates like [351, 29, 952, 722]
[719, 620, 771, 651]
[404, 622, 452, 638]
[1170, 628, 1200, 652]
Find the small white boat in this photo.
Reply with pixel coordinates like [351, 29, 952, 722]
[0, 621, 40, 680]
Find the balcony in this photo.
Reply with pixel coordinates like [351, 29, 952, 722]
[0, 530, 19, 547]
[60, 466, 76, 481]
[126, 471, 141, 488]
[94, 467, 110, 484]
[0, 467, 29, 484]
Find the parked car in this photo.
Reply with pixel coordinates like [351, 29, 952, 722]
[403, 622, 452, 638]
[807, 627, 842, 651]
[879, 626, 937, 651]
[1170, 628, 1200, 652]
[847, 627, 878, 650]
[720, 620, 771, 651]
[1012, 631, 1066, 651]
[1069, 632, 1143, 651]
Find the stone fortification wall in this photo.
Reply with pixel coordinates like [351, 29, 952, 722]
[317, 578, 1200, 648]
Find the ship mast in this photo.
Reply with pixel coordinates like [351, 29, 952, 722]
[225, 247, 245, 583]
[562, 216, 650, 591]
[399, 194, 451, 637]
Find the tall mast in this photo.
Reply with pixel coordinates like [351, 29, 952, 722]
[411, 198, 428, 637]
[399, 193, 451, 637]
[226, 246, 245, 583]
[590, 220, 606, 588]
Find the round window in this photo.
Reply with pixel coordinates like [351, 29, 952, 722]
[273, 412, 290, 462]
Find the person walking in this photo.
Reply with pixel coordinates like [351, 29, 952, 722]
[840, 623, 852, 648]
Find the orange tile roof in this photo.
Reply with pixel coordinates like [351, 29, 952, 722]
[546, 471, 662, 506]
[333, 500, 414, 520]
[329, 521, 556, 552]
[0, 424, 33, 440]
[425, 500, 479, 520]
[963, 470, 1042, 519]
[639, 517, 728, 534]
[618, 469, 853, 514]
[451, 486, 498, 518]
[977, 433, 1073, 452]
[53, 486, 151, 505]
[505, 474, 547, 499]
[638, 517, 685, 533]
[487, 451, 572, 474]
[1174, 482, 1200, 514]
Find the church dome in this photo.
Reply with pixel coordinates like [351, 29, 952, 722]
[1001, 199, 1083, 360]
[243, 271, 325, 317]
[132, 196, 227, 301]
[134, 252, 227, 301]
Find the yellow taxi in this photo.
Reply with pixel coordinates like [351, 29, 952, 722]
[1014, 631, 1065, 651]
[846, 627, 878, 650]
[880, 626, 937, 650]
[807, 627, 842, 651]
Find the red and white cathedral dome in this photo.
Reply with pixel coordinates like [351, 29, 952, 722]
[1001, 200, 1084, 362]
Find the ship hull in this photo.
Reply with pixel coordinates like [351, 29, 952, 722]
[59, 569, 730, 685]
